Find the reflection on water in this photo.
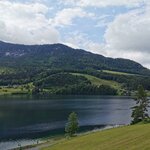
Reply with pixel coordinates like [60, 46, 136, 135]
[0, 95, 135, 149]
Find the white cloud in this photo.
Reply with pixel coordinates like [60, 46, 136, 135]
[102, 6, 150, 68]
[105, 10, 150, 52]
[64, 31, 107, 55]
[49, 8, 94, 27]
[95, 15, 112, 28]
[62, 0, 144, 8]
[0, 1, 60, 44]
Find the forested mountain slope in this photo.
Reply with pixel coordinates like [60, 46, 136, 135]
[0, 41, 149, 75]
[0, 41, 150, 95]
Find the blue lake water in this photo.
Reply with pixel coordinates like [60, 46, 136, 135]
[0, 95, 135, 149]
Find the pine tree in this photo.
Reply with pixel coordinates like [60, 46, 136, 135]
[65, 112, 79, 137]
[131, 85, 149, 124]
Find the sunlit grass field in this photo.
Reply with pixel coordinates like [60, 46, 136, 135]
[102, 70, 135, 76]
[42, 124, 150, 150]
[71, 73, 122, 89]
[0, 86, 28, 95]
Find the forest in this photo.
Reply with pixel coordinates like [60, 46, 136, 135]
[0, 41, 150, 95]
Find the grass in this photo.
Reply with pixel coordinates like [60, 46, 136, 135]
[102, 70, 136, 76]
[42, 124, 150, 150]
[0, 86, 28, 95]
[71, 73, 122, 89]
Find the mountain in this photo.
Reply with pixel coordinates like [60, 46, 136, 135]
[0, 41, 150, 96]
[0, 41, 149, 75]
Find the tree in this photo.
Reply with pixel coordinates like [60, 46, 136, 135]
[131, 85, 149, 124]
[65, 112, 79, 137]
[32, 86, 40, 94]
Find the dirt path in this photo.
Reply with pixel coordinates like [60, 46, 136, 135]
[24, 139, 60, 150]
[25, 142, 54, 150]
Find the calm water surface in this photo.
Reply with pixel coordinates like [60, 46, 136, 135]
[0, 95, 135, 149]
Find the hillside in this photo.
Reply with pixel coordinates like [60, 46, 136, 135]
[71, 73, 121, 89]
[42, 124, 150, 150]
[0, 41, 149, 75]
[0, 41, 150, 95]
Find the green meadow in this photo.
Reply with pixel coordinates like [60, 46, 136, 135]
[102, 70, 136, 76]
[71, 73, 122, 89]
[42, 124, 150, 150]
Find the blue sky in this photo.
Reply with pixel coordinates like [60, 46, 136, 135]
[0, 0, 150, 68]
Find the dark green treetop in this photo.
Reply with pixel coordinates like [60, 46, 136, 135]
[131, 85, 149, 124]
[65, 112, 79, 137]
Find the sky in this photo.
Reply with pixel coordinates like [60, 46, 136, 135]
[0, 0, 150, 68]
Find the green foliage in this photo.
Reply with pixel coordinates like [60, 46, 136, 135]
[65, 112, 79, 137]
[0, 41, 150, 76]
[33, 73, 90, 88]
[33, 72, 117, 95]
[55, 84, 117, 95]
[71, 73, 121, 89]
[0, 86, 28, 95]
[77, 70, 150, 91]
[0, 67, 15, 75]
[32, 86, 40, 95]
[102, 70, 137, 76]
[0, 68, 150, 95]
[0, 41, 150, 95]
[131, 85, 150, 124]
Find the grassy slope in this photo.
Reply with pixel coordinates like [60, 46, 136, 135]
[71, 73, 122, 89]
[102, 70, 136, 76]
[0, 87, 28, 95]
[42, 124, 150, 150]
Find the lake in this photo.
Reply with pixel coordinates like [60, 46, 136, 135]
[0, 95, 135, 149]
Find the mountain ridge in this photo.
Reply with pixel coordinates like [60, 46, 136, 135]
[0, 41, 150, 95]
[0, 40, 149, 75]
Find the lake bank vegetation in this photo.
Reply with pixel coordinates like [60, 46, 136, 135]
[0, 69, 150, 96]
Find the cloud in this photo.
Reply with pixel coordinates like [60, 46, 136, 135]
[49, 8, 94, 27]
[105, 9, 150, 52]
[64, 31, 107, 55]
[95, 15, 113, 28]
[102, 6, 150, 68]
[0, 1, 60, 44]
[62, 0, 144, 8]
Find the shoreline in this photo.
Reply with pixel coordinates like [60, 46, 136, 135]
[11, 124, 125, 150]
[0, 94, 133, 98]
